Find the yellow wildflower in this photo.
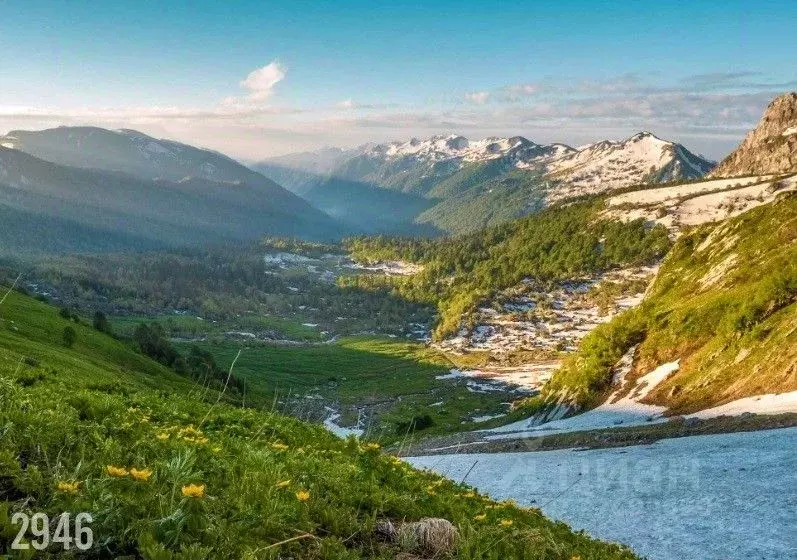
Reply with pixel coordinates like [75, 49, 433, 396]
[106, 465, 129, 477]
[130, 468, 153, 482]
[156, 432, 170, 440]
[362, 442, 380, 451]
[276, 480, 291, 488]
[295, 489, 310, 502]
[181, 483, 205, 498]
[271, 442, 289, 451]
[57, 481, 80, 494]
[462, 491, 476, 498]
[499, 519, 513, 527]
[212, 446, 222, 453]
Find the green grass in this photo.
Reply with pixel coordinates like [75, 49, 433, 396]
[0, 288, 638, 559]
[177, 337, 515, 442]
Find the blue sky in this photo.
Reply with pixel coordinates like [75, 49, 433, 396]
[1, 0, 796, 159]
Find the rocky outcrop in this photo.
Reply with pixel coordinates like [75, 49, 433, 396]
[710, 92, 797, 177]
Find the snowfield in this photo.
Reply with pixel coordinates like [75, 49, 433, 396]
[408, 427, 797, 560]
[606, 173, 797, 231]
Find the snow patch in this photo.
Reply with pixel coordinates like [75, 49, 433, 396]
[686, 391, 797, 419]
[486, 361, 679, 437]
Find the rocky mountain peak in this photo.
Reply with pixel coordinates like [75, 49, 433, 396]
[710, 92, 797, 177]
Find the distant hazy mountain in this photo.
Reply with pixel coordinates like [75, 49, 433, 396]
[256, 133, 715, 234]
[709, 92, 797, 178]
[0, 127, 346, 253]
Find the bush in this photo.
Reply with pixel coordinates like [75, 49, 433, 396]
[395, 413, 435, 435]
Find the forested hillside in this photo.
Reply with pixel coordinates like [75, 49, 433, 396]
[344, 200, 671, 338]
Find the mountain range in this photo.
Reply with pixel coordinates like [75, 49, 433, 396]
[0, 127, 344, 253]
[255, 132, 715, 234]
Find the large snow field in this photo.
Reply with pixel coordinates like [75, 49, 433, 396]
[607, 176, 773, 207]
[408, 427, 797, 560]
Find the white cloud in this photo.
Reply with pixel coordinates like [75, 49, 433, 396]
[336, 99, 356, 109]
[465, 91, 490, 105]
[221, 60, 286, 105]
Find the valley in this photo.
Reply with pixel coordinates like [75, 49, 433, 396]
[1, 91, 796, 560]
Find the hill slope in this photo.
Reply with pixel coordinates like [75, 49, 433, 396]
[709, 92, 797, 177]
[543, 191, 797, 412]
[0, 127, 346, 250]
[0, 288, 637, 558]
[0, 144, 344, 253]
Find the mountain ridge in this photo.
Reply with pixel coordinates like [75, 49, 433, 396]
[0, 132, 347, 252]
[256, 131, 715, 234]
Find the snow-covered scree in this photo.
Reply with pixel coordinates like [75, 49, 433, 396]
[408, 427, 797, 560]
[345, 260, 424, 276]
[606, 173, 797, 232]
[433, 267, 655, 393]
[438, 267, 655, 355]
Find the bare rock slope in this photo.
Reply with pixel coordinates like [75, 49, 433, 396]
[710, 92, 797, 177]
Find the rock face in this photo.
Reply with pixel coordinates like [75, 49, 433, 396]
[711, 92, 797, 177]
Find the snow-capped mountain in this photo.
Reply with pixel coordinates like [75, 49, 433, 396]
[367, 134, 575, 165]
[256, 131, 715, 235]
[543, 132, 715, 202]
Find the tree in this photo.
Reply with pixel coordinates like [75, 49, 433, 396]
[62, 326, 77, 348]
[93, 311, 112, 335]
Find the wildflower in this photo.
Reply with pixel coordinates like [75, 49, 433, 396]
[362, 442, 380, 451]
[499, 519, 513, 527]
[182, 483, 206, 498]
[57, 481, 80, 494]
[462, 491, 476, 498]
[473, 513, 487, 521]
[156, 432, 170, 440]
[106, 465, 129, 477]
[295, 489, 310, 502]
[271, 442, 289, 451]
[212, 446, 222, 453]
[130, 468, 153, 481]
[276, 480, 291, 488]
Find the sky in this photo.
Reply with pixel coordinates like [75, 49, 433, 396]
[1, 0, 796, 160]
